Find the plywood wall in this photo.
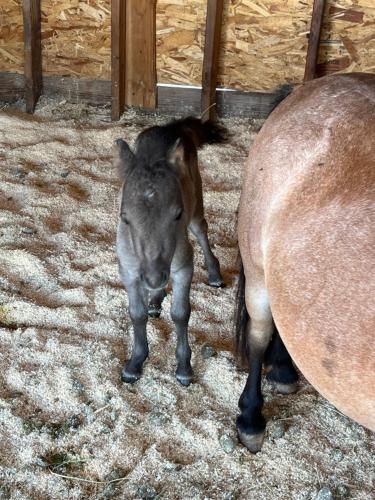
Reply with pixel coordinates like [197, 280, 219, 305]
[1, 0, 374, 91]
[40, 0, 111, 79]
[0, 1, 24, 73]
[318, 0, 375, 75]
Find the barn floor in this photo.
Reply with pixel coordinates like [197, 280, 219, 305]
[0, 100, 373, 500]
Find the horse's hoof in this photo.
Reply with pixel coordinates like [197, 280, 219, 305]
[274, 381, 298, 395]
[237, 429, 264, 453]
[176, 373, 193, 387]
[121, 370, 140, 384]
[148, 305, 161, 318]
[208, 277, 225, 288]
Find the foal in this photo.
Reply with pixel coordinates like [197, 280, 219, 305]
[115, 117, 226, 386]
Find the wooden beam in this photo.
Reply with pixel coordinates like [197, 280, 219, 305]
[0, 72, 291, 119]
[304, 0, 326, 82]
[125, 0, 157, 109]
[22, 0, 42, 113]
[111, 0, 126, 121]
[201, 0, 224, 121]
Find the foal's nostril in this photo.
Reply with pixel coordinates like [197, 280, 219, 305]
[162, 271, 168, 284]
[140, 271, 145, 283]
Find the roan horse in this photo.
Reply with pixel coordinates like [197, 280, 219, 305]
[235, 73, 375, 453]
[115, 117, 226, 386]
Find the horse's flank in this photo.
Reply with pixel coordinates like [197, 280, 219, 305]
[239, 73, 375, 432]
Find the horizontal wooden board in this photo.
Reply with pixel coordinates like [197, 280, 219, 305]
[0, 71, 285, 118]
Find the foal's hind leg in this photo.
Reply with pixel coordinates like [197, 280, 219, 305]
[237, 285, 273, 453]
[171, 250, 194, 386]
[264, 329, 298, 394]
[148, 288, 167, 318]
[189, 218, 224, 287]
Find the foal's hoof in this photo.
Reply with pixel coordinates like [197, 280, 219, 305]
[176, 368, 193, 387]
[176, 374, 192, 386]
[148, 304, 162, 318]
[121, 369, 141, 384]
[237, 429, 265, 453]
[208, 276, 225, 288]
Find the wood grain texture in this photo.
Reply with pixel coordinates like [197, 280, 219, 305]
[22, 0, 42, 112]
[304, 0, 326, 81]
[0, 72, 25, 102]
[111, 0, 126, 120]
[125, 0, 157, 109]
[0, 72, 283, 119]
[201, 0, 224, 121]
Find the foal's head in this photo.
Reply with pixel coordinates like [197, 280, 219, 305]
[115, 138, 187, 290]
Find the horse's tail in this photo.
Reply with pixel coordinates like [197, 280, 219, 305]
[235, 254, 250, 364]
[168, 116, 229, 149]
[269, 84, 294, 113]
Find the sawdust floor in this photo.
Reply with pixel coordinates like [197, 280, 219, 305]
[0, 100, 373, 500]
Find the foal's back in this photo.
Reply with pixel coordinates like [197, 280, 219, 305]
[240, 73, 375, 430]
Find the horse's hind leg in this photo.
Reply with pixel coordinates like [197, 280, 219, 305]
[237, 284, 273, 453]
[189, 218, 224, 287]
[148, 288, 167, 318]
[264, 329, 298, 394]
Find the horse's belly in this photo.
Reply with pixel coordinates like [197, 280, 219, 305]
[265, 203, 375, 431]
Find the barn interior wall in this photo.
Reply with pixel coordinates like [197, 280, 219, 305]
[0, 0, 374, 92]
[0, 1, 24, 73]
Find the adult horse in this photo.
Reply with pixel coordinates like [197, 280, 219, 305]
[235, 73, 375, 452]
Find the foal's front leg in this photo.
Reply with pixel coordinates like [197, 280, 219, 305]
[171, 251, 194, 386]
[121, 282, 149, 383]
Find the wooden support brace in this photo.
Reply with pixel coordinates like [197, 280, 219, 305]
[304, 0, 326, 82]
[125, 0, 157, 109]
[22, 0, 42, 113]
[111, 0, 156, 120]
[111, 0, 126, 121]
[201, 0, 224, 122]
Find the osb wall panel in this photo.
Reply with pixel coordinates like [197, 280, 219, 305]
[318, 0, 375, 75]
[157, 0, 375, 91]
[217, 0, 313, 90]
[0, 1, 24, 73]
[41, 0, 111, 79]
[156, 0, 207, 86]
[1, 0, 374, 91]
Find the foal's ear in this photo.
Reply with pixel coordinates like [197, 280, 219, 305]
[168, 138, 185, 167]
[114, 138, 135, 180]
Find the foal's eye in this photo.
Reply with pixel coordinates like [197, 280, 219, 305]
[175, 210, 183, 221]
[121, 214, 129, 225]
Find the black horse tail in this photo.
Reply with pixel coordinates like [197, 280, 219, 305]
[167, 116, 229, 149]
[235, 255, 250, 365]
[269, 83, 294, 114]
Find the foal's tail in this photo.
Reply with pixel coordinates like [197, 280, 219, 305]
[168, 117, 229, 149]
[235, 254, 250, 365]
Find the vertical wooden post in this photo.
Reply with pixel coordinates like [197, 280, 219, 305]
[304, 0, 326, 81]
[22, 0, 42, 113]
[111, 0, 126, 121]
[201, 0, 224, 122]
[125, 0, 157, 109]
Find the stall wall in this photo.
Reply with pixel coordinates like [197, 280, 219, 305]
[0, 0, 374, 91]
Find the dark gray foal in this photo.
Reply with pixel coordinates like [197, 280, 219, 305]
[115, 117, 227, 386]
